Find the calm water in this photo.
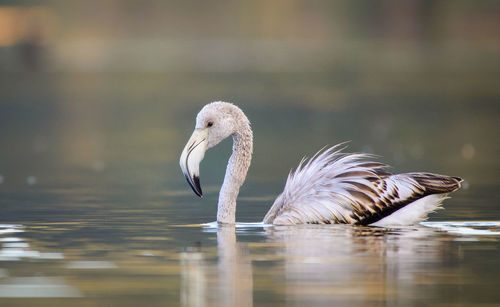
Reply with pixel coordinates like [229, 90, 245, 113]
[0, 73, 499, 306]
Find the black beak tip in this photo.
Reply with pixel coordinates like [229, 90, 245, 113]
[193, 175, 203, 197]
[185, 174, 203, 197]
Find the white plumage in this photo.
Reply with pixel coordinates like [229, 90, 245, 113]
[180, 102, 462, 226]
[263, 144, 459, 226]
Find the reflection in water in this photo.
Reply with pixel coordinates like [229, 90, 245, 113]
[181, 223, 460, 305]
[265, 225, 451, 305]
[0, 224, 80, 298]
[180, 243, 206, 307]
[0, 219, 499, 304]
[0, 277, 82, 298]
[0, 224, 63, 261]
[421, 221, 500, 235]
[180, 225, 253, 307]
[216, 226, 253, 307]
[64, 260, 118, 269]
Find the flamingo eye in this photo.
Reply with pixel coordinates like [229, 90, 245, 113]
[207, 121, 214, 127]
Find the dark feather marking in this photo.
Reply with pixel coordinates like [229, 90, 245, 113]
[336, 212, 347, 223]
[392, 187, 399, 199]
[350, 213, 361, 222]
[335, 171, 375, 179]
[372, 200, 385, 210]
[334, 215, 343, 224]
[377, 200, 387, 210]
[409, 173, 461, 194]
[351, 205, 364, 215]
[383, 196, 392, 205]
[370, 203, 383, 213]
[357, 162, 387, 169]
[354, 191, 425, 226]
[347, 189, 375, 205]
[344, 181, 378, 197]
[374, 168, 392, 177]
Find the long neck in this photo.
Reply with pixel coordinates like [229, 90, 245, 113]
[217, 123, 253, 224]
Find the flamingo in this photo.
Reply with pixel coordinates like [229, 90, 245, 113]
[180, 101, 462, 225]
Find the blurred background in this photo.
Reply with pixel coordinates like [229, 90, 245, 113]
[0, 0, 499, 221]
[0, 1, 500, 305]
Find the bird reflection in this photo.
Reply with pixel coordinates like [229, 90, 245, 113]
[180, 225, 253, 307]
[265, 225, 453, 305]
[180, 242, 206, 307]
[181, 224, 457, 305]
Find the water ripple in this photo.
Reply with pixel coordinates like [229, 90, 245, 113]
[421, 221, 500, 235]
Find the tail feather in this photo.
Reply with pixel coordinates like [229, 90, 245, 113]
[408, 173, 462, 195]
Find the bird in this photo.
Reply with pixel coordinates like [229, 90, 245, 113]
[179, 101, 462, 226]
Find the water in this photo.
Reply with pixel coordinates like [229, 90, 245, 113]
[0, 72, 499, 306]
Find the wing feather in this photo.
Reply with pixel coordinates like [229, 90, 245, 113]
[263, 145, 461, 225]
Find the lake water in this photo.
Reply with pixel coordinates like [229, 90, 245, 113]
[0, 73, 499, 306]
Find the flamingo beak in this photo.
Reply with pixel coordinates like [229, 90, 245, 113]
[180, 128, 208, 197]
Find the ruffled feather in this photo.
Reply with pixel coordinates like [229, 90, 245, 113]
[263, 144, 461, 225]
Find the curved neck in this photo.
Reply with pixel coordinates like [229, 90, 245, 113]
[217, 123, 253, 224]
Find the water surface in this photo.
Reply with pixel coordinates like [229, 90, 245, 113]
[0, 73, 499, 306]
